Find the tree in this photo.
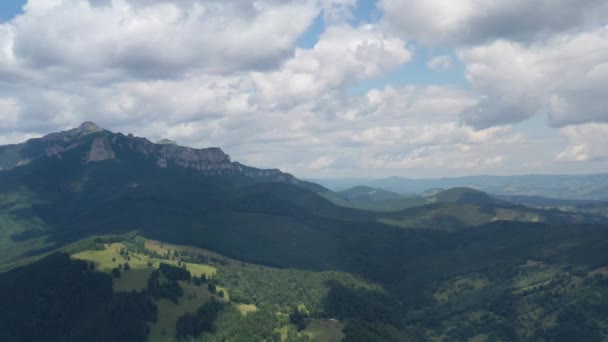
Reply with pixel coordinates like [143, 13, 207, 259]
[124, 262, 130, 271]
[289, 307, 308, 331]
[208, 282, 217, 294]
[112, 268, 121, 278]
[159, 263, 191, 281]
[218, 290, 224, 298]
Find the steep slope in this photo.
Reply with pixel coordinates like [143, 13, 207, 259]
[0, 122, 291, 181]
[0, 124, 606, 276]
[3, 124, 608, 341]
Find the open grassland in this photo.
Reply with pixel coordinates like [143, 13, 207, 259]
[69, 236, 352, 341]
[303, 319, 345, 342]
[149, 282, 218, 342]
[73, 242, 217, 274]
[71, 238, 263, 342]
[236, 303, 257, 315]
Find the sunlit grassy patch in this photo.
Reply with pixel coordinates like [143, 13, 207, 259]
[303, 319, 345, 342]
[236, 303, 257, 315]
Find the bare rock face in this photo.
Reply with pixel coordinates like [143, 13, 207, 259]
[42, 121, 104, 142]
[2, 121, 293, 181]
[157, 145, 237, 172]
[86, 138, 116, 162]
[102, 133, 290, 180]
[156, 158, 168, 168]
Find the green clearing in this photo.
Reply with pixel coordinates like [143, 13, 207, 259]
[236, 303, 257, 315]
[303, 319, 345, 342]
[149, 282, 218, 342]
[73, 242, 215, 274]
[114, 268, 153, 292]
[69, 237, 353, 341]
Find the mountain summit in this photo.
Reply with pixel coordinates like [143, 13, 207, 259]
[0, 122, 291, 181]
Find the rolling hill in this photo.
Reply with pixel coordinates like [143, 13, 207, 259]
[2, 123, 608, 341]
[310, 173, 608, 201]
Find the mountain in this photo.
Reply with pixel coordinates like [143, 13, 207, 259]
[310, 173, 608, 201]
[2, 123, 608, 341]
[337, 186, 405, 203]
[427, 187, 500, 205]
[0, 121, 291, 181]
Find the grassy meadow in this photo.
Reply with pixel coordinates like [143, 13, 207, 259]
[71, 237, 345, 342]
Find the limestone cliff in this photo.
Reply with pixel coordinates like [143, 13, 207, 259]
[0, 122, 293, 182]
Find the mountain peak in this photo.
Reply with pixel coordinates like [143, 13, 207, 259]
[156, 138, 177, 146]
[78, 121, 103, 133]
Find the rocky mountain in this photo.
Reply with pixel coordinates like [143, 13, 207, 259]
[0, 122, 291, 181]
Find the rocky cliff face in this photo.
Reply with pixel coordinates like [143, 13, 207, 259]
[86, 138, 116, 162]
[104, 133, 241, 175]
[60, 123, 290, 180]
[1, 122, 291, 181]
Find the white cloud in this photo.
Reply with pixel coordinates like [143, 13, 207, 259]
[378, 0, 608, 45]
[0, 0, 605, 178]
[251, 24, 412, 108]
[557, 123, 608, 162]
[459, 28, 608, 128]
[309, 156, 335, 169]
[8, 0, 319, 77]
[427, 55, 453, 71]
[0, 97, 20, 129]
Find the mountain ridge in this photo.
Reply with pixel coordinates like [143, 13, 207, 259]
[0, 122, 292, 181]
[310, 173, 608, 201]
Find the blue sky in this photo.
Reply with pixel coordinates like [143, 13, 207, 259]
[0, 0, 607, 178]
[297, 0, 468, 94]
[0, 1, 25, 22]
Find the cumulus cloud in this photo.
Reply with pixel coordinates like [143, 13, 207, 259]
[459, 28, 608, 128]
[427, 55, 453, 71]
[0, 0, 605, 177]
[251, 24, 411, 108]
[557, 123, 608, 162]
[8, 0, 319, 78]
[378, 0, 608, 45]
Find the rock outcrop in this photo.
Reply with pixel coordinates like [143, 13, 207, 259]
[1, 122, 293, 182]
[86, 138, 116, 162]
[41, 121, 104, 142]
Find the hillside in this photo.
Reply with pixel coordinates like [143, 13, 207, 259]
[311, 173, 608, 201]
[337, 186, 405, 203]
[2, 123, 608, 341]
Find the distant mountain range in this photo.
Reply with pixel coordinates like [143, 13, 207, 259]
[309, 173, 608, 201]
[2, 123, 608, 341]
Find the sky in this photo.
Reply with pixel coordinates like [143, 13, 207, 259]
[0, 0, 607, 178]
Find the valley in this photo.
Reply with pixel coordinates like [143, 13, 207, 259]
[1, 124, 608, 341]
